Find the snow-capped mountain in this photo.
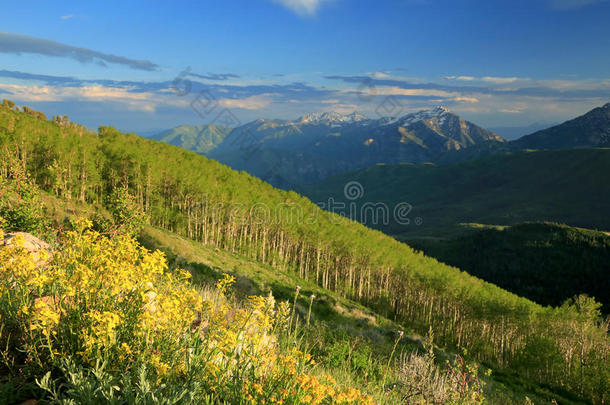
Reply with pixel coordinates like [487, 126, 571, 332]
[379, 105, 451, 126]
[205, 106, 504, 187]
[293, 106, 455, 127]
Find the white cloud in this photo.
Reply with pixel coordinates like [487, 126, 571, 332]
[444, 75, 523, 84]
[481, 76, 521, 84]
[444, 75, 476, 81]
[453, 96, 479, 103]
[271, 0, 328, 16]
[60, 14, 74, 20]
[218, 95, 272, 110]
[368, 86, 457, 98]
[370, 72, 392, 80]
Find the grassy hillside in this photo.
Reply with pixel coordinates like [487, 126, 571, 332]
[1, 103, 608, 403]
[34, 193, 589, 404]
[1, 216, 390, 404]
[138, 226, 593, 405]
[409, 222, 610, 313]
[302, 149, 610, 239]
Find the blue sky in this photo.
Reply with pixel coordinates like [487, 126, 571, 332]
[1, 0, 609, 132]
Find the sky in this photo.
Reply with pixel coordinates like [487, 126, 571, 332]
[0, 0, 609, 133]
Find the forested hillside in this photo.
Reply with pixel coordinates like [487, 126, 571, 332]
[1, 102, 609, 403]
[302, 148, 610, 238]
[410, 223, 610, 313]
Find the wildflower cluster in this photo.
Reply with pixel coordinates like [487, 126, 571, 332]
[0, 219, 373, 404]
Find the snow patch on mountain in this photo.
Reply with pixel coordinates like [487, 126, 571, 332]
[295, 111, 369, 125]
[382, 105, 452, 127]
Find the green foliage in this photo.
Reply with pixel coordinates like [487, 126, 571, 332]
[302, 149, 610, 239]
[105, 187, 146, 236]
[1, 100, 15, 110]
[0, 161, 46, 235]
[0, 226, 375, 404]
[37, 359, 205, 405]
[411, 222, 610, 313]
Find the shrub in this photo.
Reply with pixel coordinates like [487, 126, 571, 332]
[0, 164, 46, 235]
[105, 188, 146, 236]
[392, 343, 486, 404]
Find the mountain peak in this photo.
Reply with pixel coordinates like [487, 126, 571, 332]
[513, 102, 610, 149]
[431, 105, 451, 114]
[386, 105, 453, 126]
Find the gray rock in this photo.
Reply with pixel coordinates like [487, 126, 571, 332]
[2, 232, 52, 265]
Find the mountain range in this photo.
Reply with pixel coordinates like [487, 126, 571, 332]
[440, 102, 610, 164]
[150, 106, 504, 186]
[149, 103, 610, 188]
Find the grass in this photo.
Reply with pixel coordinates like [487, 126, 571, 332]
[139, 226, 409, 348]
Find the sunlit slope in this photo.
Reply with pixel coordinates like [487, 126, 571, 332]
[33, 193, 595, 405]
[1, 104, 608, 403]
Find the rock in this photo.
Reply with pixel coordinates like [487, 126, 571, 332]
[2, 232, 53, 265]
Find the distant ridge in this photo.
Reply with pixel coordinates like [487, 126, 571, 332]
[149, 124, 231, 154]
[440, 102, 610, 164]
[513, 102, 610, 149]
[302, 148, 610, 238]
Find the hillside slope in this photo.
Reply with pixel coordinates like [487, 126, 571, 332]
[513, 102, 610, 150]
[148, 123, 231, 154]
[302, 148, 610, 238]
[33, 193, 580, 404]
[1, 103, 608, 403]
[410, 222, 610, 313]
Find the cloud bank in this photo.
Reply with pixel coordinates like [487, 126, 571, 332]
[1, 68, 609, 130]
